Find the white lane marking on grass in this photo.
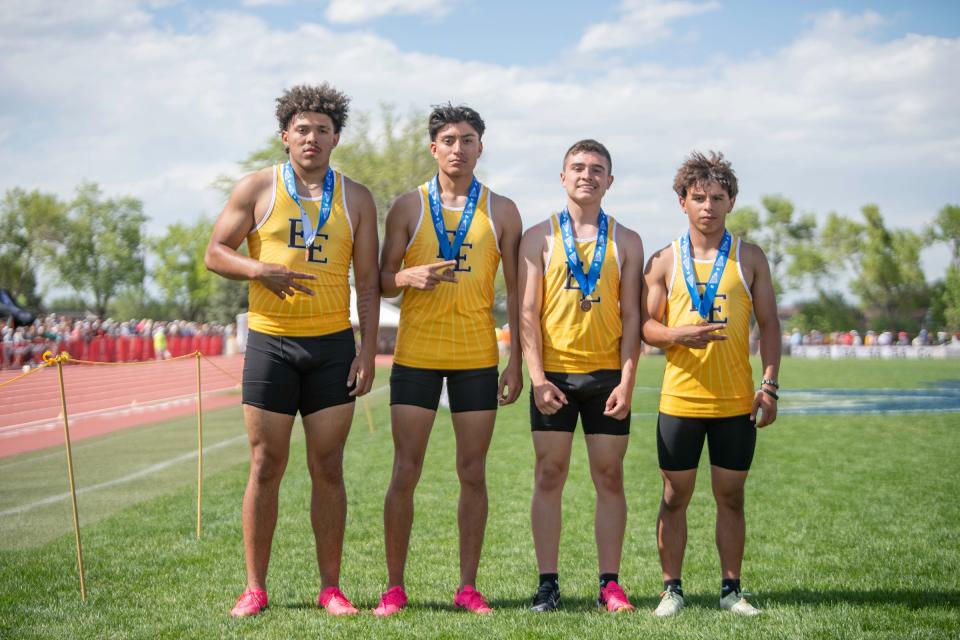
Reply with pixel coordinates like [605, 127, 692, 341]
[0, 434, 249, 518]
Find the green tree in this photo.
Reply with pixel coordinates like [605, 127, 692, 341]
[0, 188, 66, 307]
[821, 205, 928, 327]
[790, 291, 864, 332]
[216, 105, 434, 231]
[726, 196, 819, 294]
[57, 182, 148, 317]
[152, 217, 219, 320]
[925, 204, 960, 330]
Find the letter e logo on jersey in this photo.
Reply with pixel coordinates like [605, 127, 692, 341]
[436, 228, 473, 272]
[288, 218, 328, 264]
[691, 282, 727, 324]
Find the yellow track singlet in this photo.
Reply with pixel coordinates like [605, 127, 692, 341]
[393, 182, 501, 370]
[541, 214, 622, 373]
[659, 236, 754, 417]
[247, 164, 353, 337]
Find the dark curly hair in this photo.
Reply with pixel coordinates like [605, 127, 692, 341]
[275, 83, 351, 134]
[563, 139, 612, 173]
[428, 103, 485, 140]
[672, 151, 738, 199]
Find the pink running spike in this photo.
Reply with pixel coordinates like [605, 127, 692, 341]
[454, 585, 493, 614]
[230, 588, 268, 618]
[373, 585, 408, 617]
[318, 587, 359, 616]
[598, 581, 635, 612]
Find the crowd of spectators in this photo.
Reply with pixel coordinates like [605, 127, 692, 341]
[784, 328, 960, 350]
[1, 314, 233, 369]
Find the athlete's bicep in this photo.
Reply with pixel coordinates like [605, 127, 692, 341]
[379, 195, 415, 273]
[518, 226, 547, 315]
[350, 184, 379, 284]
[747, 246, 778, 328]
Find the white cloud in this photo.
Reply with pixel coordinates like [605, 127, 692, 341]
[325, 0, 449, 24]
[578, 0, 720, 52]
[0, 7, 957, 295]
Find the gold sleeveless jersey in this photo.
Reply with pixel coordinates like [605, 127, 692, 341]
[247, 164, 353, 337]
[393, 182, 500, 370]
[659, 236, 754, 417]
[541, 214, 622, 373]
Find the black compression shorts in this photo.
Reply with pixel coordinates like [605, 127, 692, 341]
[530, 370, 629, 436]
[390, 363, 499, 413]
[656, 412, 756, 471]
[242, 328, 356, 417]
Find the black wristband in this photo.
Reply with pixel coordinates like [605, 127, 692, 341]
[761, 378, 779, 389]
[759, 387, 779, 401]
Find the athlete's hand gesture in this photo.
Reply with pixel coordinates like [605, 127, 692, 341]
[672, 322, 727, 349]
[603, 382, 632, 420]
[398, 260, 459, 290]
[751, 387, 778, 427]
[255, 262, 316, 299]
[533, 379, 567, 415]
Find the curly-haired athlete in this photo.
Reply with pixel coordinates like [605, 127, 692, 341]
[206, 83, 380, 618]
[641, 151, 781, 617]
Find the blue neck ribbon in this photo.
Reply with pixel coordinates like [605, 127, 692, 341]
[557, 209, 608, 299]
[428, 175, 481, 261]
[282, 161, 335, 254]
[679, 230, 732, 320]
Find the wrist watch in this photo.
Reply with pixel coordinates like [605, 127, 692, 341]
[760, 378, 779, 389]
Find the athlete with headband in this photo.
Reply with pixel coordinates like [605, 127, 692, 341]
[375, 103, 523, 616]
[641, 151, 780, 617]
[518, 139, 643, 613]
[205, 84, 380, 618]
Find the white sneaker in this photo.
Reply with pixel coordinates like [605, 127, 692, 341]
[719, 590, 761, 616]
[653, 589, 684, 617]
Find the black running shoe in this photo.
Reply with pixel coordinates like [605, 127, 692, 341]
[530, 582, 561, 612]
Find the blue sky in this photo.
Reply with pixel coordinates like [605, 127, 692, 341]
[1, 0, 959, 301]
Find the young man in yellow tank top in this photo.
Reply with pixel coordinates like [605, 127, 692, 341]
[518, 140, 644, 613]
[205, 84, 380, 618]
[641, 151, 781, 617]
[375, 104, 523, 615]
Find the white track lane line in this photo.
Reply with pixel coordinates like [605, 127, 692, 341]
[0, 435, 249, 518]
[0, 384, 391, 516]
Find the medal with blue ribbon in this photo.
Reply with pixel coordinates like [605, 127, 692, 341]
[428, 174, 481, 266]
[282, 161, 335, 261]
[558, 208, 607, 312]
[679, 230, 732, 320]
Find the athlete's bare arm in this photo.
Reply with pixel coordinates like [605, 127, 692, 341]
[742, 242, 781, 427]
[640, 244, 727, 349]
[205, 168, 316, 298]
[379, 190, 457, 297]
[518, 221, 567, 415]
[346, 178, 380, 396]
[604, 227, 643, 420]
[491, 193, 524, 405]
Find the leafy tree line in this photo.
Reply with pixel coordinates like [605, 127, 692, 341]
[1, 107, 957, 331]
[728, 199, 960, 333]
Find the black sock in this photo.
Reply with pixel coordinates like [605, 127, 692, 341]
[664, 579, 683, 596]
[721, 578, 741, 597]
[599, 573, 619, 588]
[539, 573, 559, 589]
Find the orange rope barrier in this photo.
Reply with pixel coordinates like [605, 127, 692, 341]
[66, 351, 199, 366]
[199, 353, 242, 384]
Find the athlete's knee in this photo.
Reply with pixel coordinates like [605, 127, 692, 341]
[390, 455, 425, 493]
[249, 447, 289, 485]
[660, 483, 694, 512]
[306, 450, 345, 488]
[535, 458, 569, 492]
[590, 461, 624, 495]
[713, 484, 745, 512]
[456, 457, 487, 491]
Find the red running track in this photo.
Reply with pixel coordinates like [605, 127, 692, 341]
[0, 355, 246, 458]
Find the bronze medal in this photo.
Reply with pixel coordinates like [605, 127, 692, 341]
[580, 298, 592, 312]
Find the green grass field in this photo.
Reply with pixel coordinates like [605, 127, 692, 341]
[1, 357, 959, 639]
